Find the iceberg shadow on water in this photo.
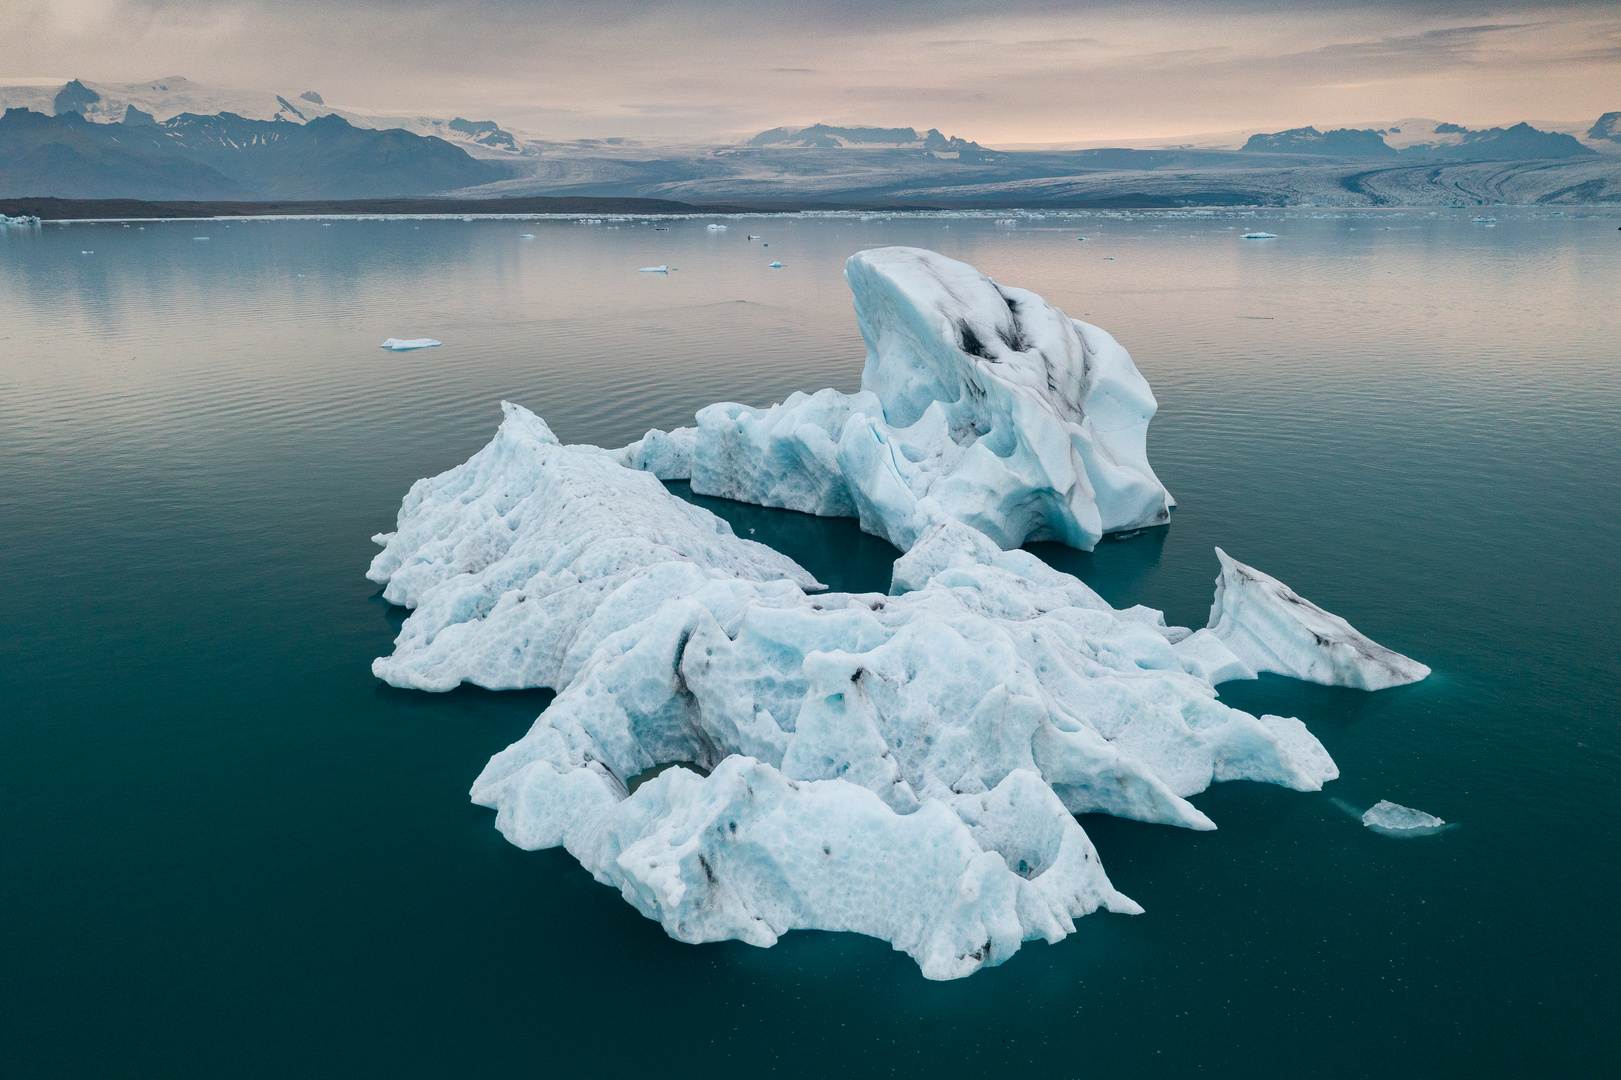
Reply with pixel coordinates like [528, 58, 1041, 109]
[365, 247, 1432, 979]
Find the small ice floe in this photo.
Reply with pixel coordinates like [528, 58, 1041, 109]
[1362, 800, 1449, 836]
[747, 234, 761, 239]
[1077, 236, 1087, 241]
[81, 250, 93, 255]
[995, 218, 1017, 226]
[520, 233, 535, 239]
[706, 223, 727, 231]
[380, 338, 442, 351]
[1241, 232, 1278, 239]
[193, 236, 210, 241]
[768, 261, 783, 268]
[1471, 217, 1496, 224]
[638, 265, 669, 273]
[653, 226, 669, 231]
[1192, 547, 1430, 690]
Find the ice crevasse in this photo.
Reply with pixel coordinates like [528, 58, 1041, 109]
[366, 248, 1428, 980]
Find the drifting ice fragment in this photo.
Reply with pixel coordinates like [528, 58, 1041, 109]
[521, 234, 535, 239]
[608, 248, 1174, 553]
[1204, 548, 1429, 690]
[707, 223, 727, 231]
[638, 265, 669, 273]
[380, 338, 442, 351]
[769, 261, 783, 268]
[1241, 232, 1278, 239]
[1362, 800, 1446, 833]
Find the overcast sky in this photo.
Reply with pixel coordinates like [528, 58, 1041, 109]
[9, 0, 1620, 141]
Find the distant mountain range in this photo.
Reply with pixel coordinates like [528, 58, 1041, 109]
[1242, 122, 1594, 159]
[0, 77, 1616, 206]
[0, 108, 506, 199]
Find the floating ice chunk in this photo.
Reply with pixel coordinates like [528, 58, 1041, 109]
[380, 338, 442, 351]
[747, 234, 762, 239]
[1362, 800, 1446, 833]
[1241, 232, 1278, 239]
[364, 404, 1350, 977]
[638, 265, 669, 273]
[613, 248, 1174, 554]
[769, 261, 783, 268]
[521, 233, 535, 239]
[706, 223, 727, 231]
[1, 214, 42, 227]
[193, 236, 210, 240]
[1204, 548, 1429, 690]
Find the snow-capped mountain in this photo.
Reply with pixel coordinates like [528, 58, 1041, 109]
[0, 77, 528, 160]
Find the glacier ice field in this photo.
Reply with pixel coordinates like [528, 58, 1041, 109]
[368, 248, 1427, 978]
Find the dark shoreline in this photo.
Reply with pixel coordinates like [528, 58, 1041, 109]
[1, 192, 1253, 221]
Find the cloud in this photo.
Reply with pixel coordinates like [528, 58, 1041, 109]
[6, 0, 1618, 141]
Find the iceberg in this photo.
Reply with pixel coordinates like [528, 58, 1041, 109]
[769, 261, 783, 268]
[365, 248, 1429, 980]
[381, 338, 442, 351]
[370, 401, 1343, 978]
[1202, 548, 1430, 690]
[608, 248, 1173, 553]
[638, 265, 669, 273]
[1362, 800, 1446, 833]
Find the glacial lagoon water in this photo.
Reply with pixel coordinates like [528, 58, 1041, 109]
[2, 210, 1618, 1077]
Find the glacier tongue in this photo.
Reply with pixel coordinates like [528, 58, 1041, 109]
[1204, 547, 1431, 690]
[609, 247, 1173, 553]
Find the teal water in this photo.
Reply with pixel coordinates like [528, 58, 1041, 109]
[2, 210, 1617, 1077]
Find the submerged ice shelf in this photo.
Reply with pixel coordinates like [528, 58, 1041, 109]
[367, 248, 1430, 979]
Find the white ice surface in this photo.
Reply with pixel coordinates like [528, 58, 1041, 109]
[638, 265, 668, 273]
[1205, 548, 1430, 690]
[364, 250, 1435, 980]
[370, 402, 1346, 978]
[381, 338, 442, 351]
[608, 248, 1173, 553]
[1362, 800, 1445, 831]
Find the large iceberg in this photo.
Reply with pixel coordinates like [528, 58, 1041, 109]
[371, 403, 1338, 978]
[365, 248, 1426, 979]
[611, 248, 1173, 551]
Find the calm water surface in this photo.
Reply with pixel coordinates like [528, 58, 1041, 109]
[2, 210, 1617, 1077]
